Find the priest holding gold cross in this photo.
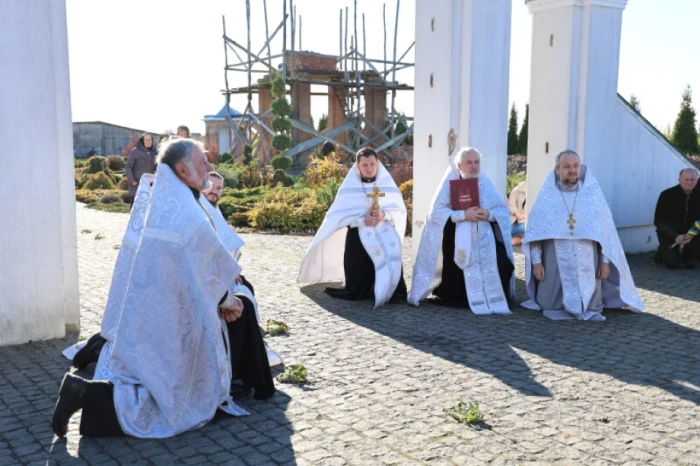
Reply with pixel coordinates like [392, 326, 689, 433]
[298, 147, 408, 308]
[521, 150, 644, 321]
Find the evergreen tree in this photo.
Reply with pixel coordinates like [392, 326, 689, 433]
[518, 104, 529, 156]
[671, 86, 700, 155]
[507, 103, 519, 155]
[318, 113, 328, 132]
[629, 94, 641, 113]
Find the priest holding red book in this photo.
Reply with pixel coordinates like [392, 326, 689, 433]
[409, 147, 515, 314]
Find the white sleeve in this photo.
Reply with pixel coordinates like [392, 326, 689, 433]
[450, 210, 466, 223]
[530, 242, 543, 264]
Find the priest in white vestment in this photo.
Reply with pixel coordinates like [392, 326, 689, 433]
[53, 139, 256, 439]
[521, 150, 644, 321]
[297, 147, 408, 309]
[409, 147, 515, 314]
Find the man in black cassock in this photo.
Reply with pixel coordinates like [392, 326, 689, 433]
[409, 147, 514, 315]
[297, 147, 408, 309]
[654, 168, 700, 268]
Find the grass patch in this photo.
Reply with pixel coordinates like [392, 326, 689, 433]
[86, 202, 131, 214]
[276, 364, 307, 384]
[444, 401, 485, 425]
[263, 319, 288, 335]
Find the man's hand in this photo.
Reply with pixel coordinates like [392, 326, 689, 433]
[464, 207, 481, 222]
[533, 263, 545, 281]
[476, 208, 490, 221]
[364, 208, 384, 227]
[596, 262, 610, 280]
[234, 275, 243, 285]
[131, 181, 138, 186]
[516, 213, 526, 222]
[219, 296, 244, 322]
[675, 234, 691, 246]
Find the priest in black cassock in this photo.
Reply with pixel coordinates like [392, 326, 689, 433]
[297, 147, 408, 309]
[409, 147, 515, 315]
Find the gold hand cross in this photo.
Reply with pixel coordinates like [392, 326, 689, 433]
[366, 186, 385, 210]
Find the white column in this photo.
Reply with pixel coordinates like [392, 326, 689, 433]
[526, 0, 627, 212]
[413, 0, 512, 255]
[0, 0, 79, 345]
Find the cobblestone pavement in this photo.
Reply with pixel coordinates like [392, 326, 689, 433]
[1, 203, 699, 465]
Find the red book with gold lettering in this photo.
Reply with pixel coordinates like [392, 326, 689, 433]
[449, 178, 480, 210]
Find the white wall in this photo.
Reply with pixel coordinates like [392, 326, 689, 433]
[0, 0, 79, 345]
[413, 0, 511, 257]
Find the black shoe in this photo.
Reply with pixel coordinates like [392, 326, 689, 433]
[52, 373, 88, 437]
[253, 385, 276, 400]
[230, 383, 252, 399]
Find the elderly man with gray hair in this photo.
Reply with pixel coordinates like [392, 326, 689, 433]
[409, 147, 515, 315]
[521, 150, 644, 321]
[52, 138, 273, 439]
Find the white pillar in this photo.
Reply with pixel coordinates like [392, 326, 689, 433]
[0, 0, 79, 346]
[413, 0, 512, 255]
[526, 0, 627, 211]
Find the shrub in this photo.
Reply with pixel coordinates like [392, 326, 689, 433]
[248, 197, 326, 232]
[74, 158, 88, 168]
[117, 177, 129, 190]
[507, 173, 526, 197]
[399, 179, 413, 202]
[75, 189, 102, 204]
[99, 192, 123, 204]
[229, 212, 251, 228]
[242, 145, 254, 165]
[220, 152, 233, 164]
[303, 153, 349, 188]
[390, 158, 413, 187]
[216, 164, 241, 189]
[83, 172, 115, 190]
[86, 202, 130, 214]
[86, 156, 108, 174]
[315, 178, 340, 207]
[272, 169, 294, 187]
[119, 191, 133, 204]
[106, 155, 125, 171]
[239, 164, 272, 188]
[270, 155, 293, 171]
[405, 196, 413, 236]
[270, 98, 292, 117]
[271, 134, 292, 153]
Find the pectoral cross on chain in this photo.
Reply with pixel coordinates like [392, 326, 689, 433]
[567, 214, 576, 235]
[367, 186, 385, 211]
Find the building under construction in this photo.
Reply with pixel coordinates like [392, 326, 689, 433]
[214, 0, 414, 166]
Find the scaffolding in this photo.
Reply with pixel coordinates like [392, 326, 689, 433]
[220, 0, 414, 165]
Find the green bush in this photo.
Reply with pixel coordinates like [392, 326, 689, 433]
[315, 178, 340, 207]
[303, 153, 349, 188]
[117, 177, 129, 190]
[106, 155, 125, 171]
[83, 172, 115, 190]
[75, 189, 101, 203]
[271, 117, 293, 133]
[249, 197, 326, 232]
[243, 145, 254, 165]
[216, 164, 241, 189]
[220, 152, 233, 164]
[270, 98, 292, 117]
[270, 155, 293, 171]
[99, 192, 123, 204]
[74, 158, 88, 168]
[239, 164, 272, 188]
[271, 169, 294, 187]
[86, 156, 108, 174]
[507, 173, 526, 197]
[229, 212, 251, 228]
[86, 202, 130, 214]
[271, 134, 292, 153]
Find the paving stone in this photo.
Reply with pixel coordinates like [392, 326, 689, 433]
[0, 204, 699, 465]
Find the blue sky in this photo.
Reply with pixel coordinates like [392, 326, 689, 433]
[66, 0, 699, 135]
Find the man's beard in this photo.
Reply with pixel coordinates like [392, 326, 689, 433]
[462, 171, 479, 179]
[201, 179, 212, 191]
[562, 177, 579, 187]
[206, 194, 219, 207]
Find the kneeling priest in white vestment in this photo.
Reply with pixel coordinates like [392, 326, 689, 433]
[521, 150, 644, 321]
[298, 147, 408, 309]
[409, 147, 515, 314]
[52, 139, 266, 439]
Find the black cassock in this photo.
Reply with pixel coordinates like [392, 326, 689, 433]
[325, 227, 407, 302]
[430, 219, 514, 308]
